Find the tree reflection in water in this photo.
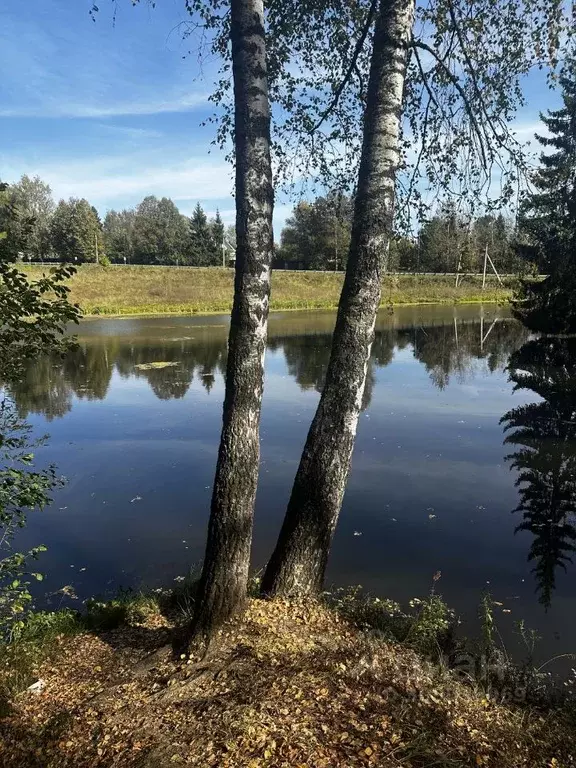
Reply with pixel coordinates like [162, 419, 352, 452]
[502, 337, 576, 608]
[6, 311, 528, 421]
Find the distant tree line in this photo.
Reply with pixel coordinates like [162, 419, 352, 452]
[0, 175, 232, 266]
[277, 193, 522, 273]
[1, 170, 567, 276]
[104, 200, 230, 266]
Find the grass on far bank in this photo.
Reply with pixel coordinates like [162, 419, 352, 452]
[1, 585, 575, 768]
[22, 264, 513, 317]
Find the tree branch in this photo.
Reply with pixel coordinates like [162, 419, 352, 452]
[445, 0, 507, 153]
[353, 62, 366, 104]
[309, 0, 378, 134]
[412, 41, 439, 111]
[412, 39, 488, 169]
[398, 92, 433, 220]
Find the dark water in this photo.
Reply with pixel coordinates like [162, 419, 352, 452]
[7, 305, 576, 665]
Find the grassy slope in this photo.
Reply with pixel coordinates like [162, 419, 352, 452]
[23, 265, 512, 316]
[1, 597, 573, 768]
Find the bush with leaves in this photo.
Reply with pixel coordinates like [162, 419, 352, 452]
[0, 262, 80, 383]
[325, 584, 456, 659]
[0, 400, 63, 640]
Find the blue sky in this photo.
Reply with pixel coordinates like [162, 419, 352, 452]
[0, 0, 271, 226]
[0, 0, 560, 235]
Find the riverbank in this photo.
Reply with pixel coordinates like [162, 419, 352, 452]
[1, 590, 573, 767]
[23, 265, 512, 317]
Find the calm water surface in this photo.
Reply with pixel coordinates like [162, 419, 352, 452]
[9, 305, 576, 663]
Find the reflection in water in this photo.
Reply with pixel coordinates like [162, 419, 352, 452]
[270, 332, 384, 410]
[404, 318, 529, 390]
[7, 311, 529, 420]
[8, 338, 228, 419]
[502, 337, 576, 608]
[9, 307, 576, 661]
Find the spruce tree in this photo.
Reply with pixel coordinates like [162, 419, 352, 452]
[188, 203, 215, 266]
[210, 209, 225, 266]
[514, 57, 576, 332]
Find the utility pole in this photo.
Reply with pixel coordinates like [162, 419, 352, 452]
[334, 214, 338, 272]
[482, 243, 503, 289]
[222, 235, 235, 267]
[455, 252, 462, 287]
[446, 216, 451, 275]
[486, 249, 503, 285]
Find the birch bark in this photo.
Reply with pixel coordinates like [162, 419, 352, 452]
[261, 0, 415, 597]
[192, 0, 274, 637]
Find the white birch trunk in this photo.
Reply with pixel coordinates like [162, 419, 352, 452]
[192, 0, 274, 638]
[261, 0, 415, 597]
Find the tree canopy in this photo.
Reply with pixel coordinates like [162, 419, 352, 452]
[0, 176, 54, 262]
[277, 194, 518, 273]
[517, 57, 576, 273]
[277, 193, 352, 270]
[0, 175, 230, 267]
[185, 0, 574, 228]
[513, 56, 576, 333]
[51, 198, 103, 264]
[131, 196, 189, 266]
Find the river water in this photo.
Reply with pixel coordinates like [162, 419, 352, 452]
[8, 305, 576, 664]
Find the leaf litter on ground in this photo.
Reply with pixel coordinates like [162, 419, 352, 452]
[0, 598, 574, 767]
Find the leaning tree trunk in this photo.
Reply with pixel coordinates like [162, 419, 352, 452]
[191, 0, 274, 639]
[261, 0, 415, 597]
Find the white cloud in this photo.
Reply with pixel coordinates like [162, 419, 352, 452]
[509, 119, 550, 142]
[2, 152, 234, 210]
[92, 125, 164, 140]
[204, 207, 236, 224]
[0, 92, 211, 119]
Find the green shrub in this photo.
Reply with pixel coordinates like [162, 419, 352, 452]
[84, 589, 163, 630]
[325, 585, 455, 658]
[0, 400, 62, 641]
[169, 569, 201, 621]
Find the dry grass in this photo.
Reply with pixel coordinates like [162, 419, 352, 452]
[22, 265, 512, 316]
[0, 598, 573, 768]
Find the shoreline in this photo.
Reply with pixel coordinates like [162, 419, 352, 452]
[81, 296, 511, 320]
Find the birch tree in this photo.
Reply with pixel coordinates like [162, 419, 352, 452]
[191, 0, 274, 639]
[261, 0, 415, 595]
[256, 0, 574, 596]
[116, 0, 274, 637]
